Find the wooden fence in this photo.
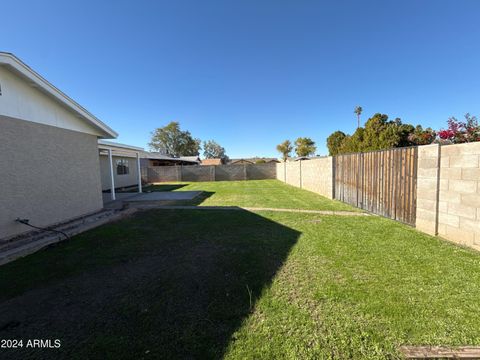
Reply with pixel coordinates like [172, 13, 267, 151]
[334, 147, 418, 225]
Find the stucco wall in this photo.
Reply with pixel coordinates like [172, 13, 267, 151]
[99, 155, 139, 190]
[0, 67, 104, 136]
[0, 116, 104, 239]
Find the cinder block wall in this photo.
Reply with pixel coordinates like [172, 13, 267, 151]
[276, 162, 286, 181]
[246, 163, 277, 180]
[415, 144, 440, 235]
[437, 143, 480, 250]
[415, 142, 480, 250]
[145, 163, 277, 182]
[285, 162, 301, 187]
[301, 158, 334, 199]
[147, 166, 181, 182]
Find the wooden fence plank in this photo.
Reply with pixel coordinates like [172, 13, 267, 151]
[334, 146, 418, 225]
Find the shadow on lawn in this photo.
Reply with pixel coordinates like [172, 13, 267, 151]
[104, 183, 189, 193]
[0, 208, 300, 359]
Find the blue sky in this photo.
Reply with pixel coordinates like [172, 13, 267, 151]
[2, 0, 479, 157]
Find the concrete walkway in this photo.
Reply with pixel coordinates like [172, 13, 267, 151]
[132, 205, 370, 216]
[103, 191, 202, 208]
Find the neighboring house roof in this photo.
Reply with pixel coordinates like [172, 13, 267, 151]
[288, 156, 326, 161]
[229, 157, 280, 164]
[201, 158, 223, 166]
[179, 156, 201, 163]
[0, 52, 117, 139]
[143, 152, 200, 164]
[229, 159, 254, 164]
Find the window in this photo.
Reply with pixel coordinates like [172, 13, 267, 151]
[116, 159, 129, 175]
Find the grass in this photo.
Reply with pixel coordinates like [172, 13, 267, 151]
[146, 179, 357, 211]
[1, 181, 480, 359]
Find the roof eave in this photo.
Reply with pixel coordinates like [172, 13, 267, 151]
[0, 52, 118, 139]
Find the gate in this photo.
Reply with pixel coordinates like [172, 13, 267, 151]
[334, 147, 418, 225]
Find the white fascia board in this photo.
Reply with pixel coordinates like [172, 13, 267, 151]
[98, 140, 144, 152]
[0, 52, 118, 139]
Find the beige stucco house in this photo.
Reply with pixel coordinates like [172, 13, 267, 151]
[0, 52, 118, 239]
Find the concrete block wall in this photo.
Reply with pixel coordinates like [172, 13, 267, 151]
[145, 163, 277, 182]
[415, 144, 440, 236]
[246, 163, 277, 180]
[285, 161, 301, 188]
[300, 158, 334, 199]
[276, 158, 334, 199]
[276, 162, 286, 182]
[436, 142, 480, 250]
[415, 142, 480, 251]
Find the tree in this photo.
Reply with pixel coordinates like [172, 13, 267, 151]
[295, 137, 316, 157]
[438, 113, 480, 144]
[327, 112, 436, 155]
[354, 106, 363, 129]
[276, 140, 293, 161]
[408, 125, 436, 145]
[149, 122, 201, 157]
[326, 131, 347, 156]
[203, 140, 227, 159]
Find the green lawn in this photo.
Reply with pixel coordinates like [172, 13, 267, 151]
[1, 181, 480, 359]
[146, 179, 357, 211]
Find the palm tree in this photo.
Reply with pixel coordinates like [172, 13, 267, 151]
[276, 140, 293, 161]
[354, 106, 363, 129]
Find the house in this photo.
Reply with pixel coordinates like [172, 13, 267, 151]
[288, 156, 326, 162]
[0, 52, 118, 239]
[98, 140, 144, 196]
[229, 157, 280, 165]
[229, 159, 254, 165]
[201, 158, 224, 166]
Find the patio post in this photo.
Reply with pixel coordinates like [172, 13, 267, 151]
[136, 152, 142, 193]
[108, 148, 116, 200]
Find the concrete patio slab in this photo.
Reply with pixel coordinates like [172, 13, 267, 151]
[125, 191, 202, 202]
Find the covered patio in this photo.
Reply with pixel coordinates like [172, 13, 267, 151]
[98, 140, 144, 202]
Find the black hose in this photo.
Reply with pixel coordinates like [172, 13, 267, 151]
[15, 219, 70, 241]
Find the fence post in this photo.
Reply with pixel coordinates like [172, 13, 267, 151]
[331, 156, 335, 199]
[284, 161, 286, 183]
[243, 164, 247, 180]
[299, 160, 302, 189]
[179, 165, 182, 182]
[211, 165, 215, 181]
